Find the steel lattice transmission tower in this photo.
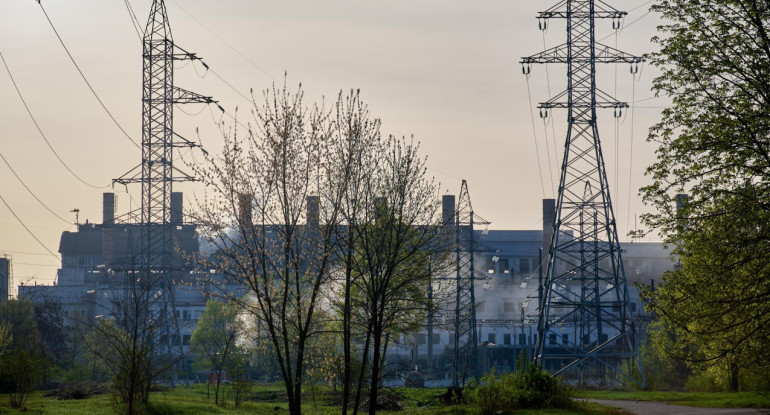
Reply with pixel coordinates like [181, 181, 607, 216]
[521, 0, 645, 386]
[448, 180, 489, 386]
[115, 0, 215, 357]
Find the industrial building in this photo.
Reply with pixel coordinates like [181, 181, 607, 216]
[18, 192, 212, 370]
[385, 198, 673, 382]
[18, 192, 674, 383]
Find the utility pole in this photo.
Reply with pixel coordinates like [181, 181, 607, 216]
[521, 0, 646, 387]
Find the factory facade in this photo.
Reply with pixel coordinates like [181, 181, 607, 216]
[18, 193, 675, 382]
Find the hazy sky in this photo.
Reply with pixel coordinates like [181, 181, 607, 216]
[0, 0, 664, 286]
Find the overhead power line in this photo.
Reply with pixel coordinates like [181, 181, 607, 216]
[123, 0, 143, 41]
[0, 152, 71, 224]
[0, 48, 109, 189]
[36, 0, 140, 149]
[167, 0, 277, 81]
[0, 192, 59, 258]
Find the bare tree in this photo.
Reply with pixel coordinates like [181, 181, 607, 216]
[84, 251, 180, 415]
[192, 81, 345, 415]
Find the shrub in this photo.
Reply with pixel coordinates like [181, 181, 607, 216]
[467, 364, 573, 415]
[2, 349, 45, 409]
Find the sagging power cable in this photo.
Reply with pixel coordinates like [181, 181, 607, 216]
[36, 0, 140, 149]
[0, 48, 109, 189]
[0, 192, 60, 258]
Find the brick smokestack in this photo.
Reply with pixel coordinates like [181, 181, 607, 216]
[442, 195, 456, 226]
[238, 193, 252, 228]
[542, 199, 555, 256]
[171, 192, 183, 225]
[103, 193, 115, 225]
[307, 196, 320, 227]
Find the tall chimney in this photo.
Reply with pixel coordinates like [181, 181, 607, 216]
[238, 193, 252, 227]
[307, 196, 320, 226]
[442, 195, 456, 226]
[171, 192, 183, 225]
[103, 193, 115, 225]
[542, 199, 556, 256]
[676, 193, 688, 216]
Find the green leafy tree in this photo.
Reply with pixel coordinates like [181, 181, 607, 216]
[0, 299, 45, 409]
[639, 0, 770, 390]
[0, 321, 11, 358]
[190, 300, 246, 406]
[346, 138, 445, 415]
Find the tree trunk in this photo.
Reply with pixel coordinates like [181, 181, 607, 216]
[352, 318, 374, 415]
[728, 361, 739, 392]
[215, 371, 222, 405]
[368, 322, 382, 415]
[342, 240, 353, 415]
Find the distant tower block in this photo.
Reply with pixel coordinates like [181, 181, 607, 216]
[0, 255, 11, 301]
[521, 0, 646, 387]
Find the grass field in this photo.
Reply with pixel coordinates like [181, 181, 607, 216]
[0, 384, 630, 415]
[576, 390, 770, 409]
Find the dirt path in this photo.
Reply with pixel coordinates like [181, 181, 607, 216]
[588, 399, 770, 415]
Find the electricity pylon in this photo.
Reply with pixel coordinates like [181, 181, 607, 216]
[451, 180, 489, 386]
[115, 0, 215, 365]
[521, 0, 646, 387]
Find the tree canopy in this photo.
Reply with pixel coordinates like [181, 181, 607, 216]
[639, 0, 770, 390]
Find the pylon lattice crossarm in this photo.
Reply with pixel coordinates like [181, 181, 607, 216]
[170, 43, 202, 61]
[538, 0, 626, 19]
[172, 87, 216, 105]
[521, 43, 643, 65]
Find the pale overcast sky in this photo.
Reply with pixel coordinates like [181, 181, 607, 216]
[0, 0, 664, 286]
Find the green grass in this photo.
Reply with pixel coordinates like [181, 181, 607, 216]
[576, 390, 770, 408]
[0, 384, 628, 415]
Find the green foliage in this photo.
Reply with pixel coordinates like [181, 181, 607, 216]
[639, 0, 770, 391]
[636, 322, 690, 390]
[467, 365, 573, 415]
[190, 300, 246, 406]
[0, 321, 11, 359]
[0, 300, 46, 409]
[3, 349, 44, 409]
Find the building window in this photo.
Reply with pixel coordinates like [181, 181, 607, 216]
[476, 302, 485, 313]
[549, 334, 557, 345]
[499, 258, 509, 274]
[519, 333, 527, 345]
[519, 258, 530, 275]
[183, 310, 191, 320]
[488, 333, 496, 344]
[486, 257, 495, 274]
[503, 333, 511, 345]
[183, 335, 191, 346]
[631, 302, 637, 313]
[598, 333, 608, 344]
[417, 334, 426, 345]
[562, 334, 569, 345]
[504, 302, 516, 313]
[431, 333, 440, 344]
